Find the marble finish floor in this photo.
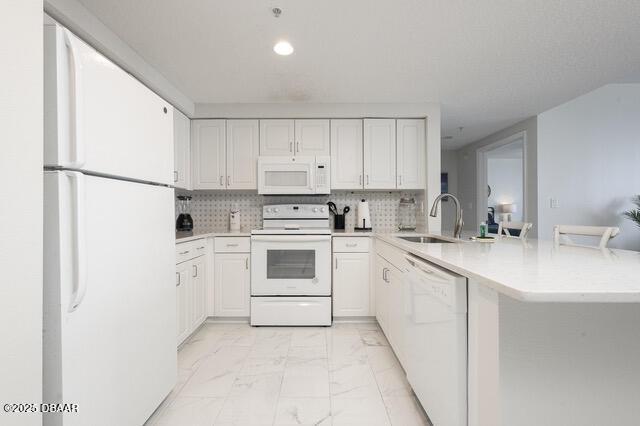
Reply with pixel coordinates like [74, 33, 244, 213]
[146, 322, 431, 426]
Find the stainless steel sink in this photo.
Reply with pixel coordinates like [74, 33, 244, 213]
[398, 236, 455, 244]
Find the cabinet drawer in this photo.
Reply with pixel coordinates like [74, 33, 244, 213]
[215, 236, 250, 253]
[374, 239, 406, 271]
[333, 237, 370, 253]
[176, 238, 207, 264]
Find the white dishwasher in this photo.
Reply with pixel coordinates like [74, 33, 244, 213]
[404, 254, 467, 426]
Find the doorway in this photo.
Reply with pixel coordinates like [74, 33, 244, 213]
[476, 132, 527, 232]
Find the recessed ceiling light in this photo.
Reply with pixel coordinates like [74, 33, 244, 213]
[274, 41, 294, 56]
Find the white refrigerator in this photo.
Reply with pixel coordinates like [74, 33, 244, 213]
[43, 23, 176, 426]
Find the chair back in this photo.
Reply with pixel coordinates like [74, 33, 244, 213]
[553, 225, 620, 249]
[497, 221, 533, 239]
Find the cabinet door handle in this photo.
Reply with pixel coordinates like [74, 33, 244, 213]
[296, 141, 300, 153]
[335, 257, 338, 269]
[176, 272, 180, 287]
[289, 141, 293, 153]
[383, 268, 389, 283]
[192, 264, 198, 277]
[196, 246, 205, 250]
[219, 175, 224, 186]
[227, 175, 230, 186]
[359, 175, 362, 186]
[173, 171, 178, 182]
[399, 175, 402, 186]
[366, 175, 370, 185]
[245, 258, 249, 270]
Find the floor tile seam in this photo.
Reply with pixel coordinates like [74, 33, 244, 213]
[363, 330, 394, 426]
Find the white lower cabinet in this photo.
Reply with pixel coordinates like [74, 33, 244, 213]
[375, 256, 390, 334]
[176, 239, 208, 346]
[333, 252, 370, 317]
[374, 243, 406, 366]
[386, 265, 405, 365]
[191, 255, 207, 327]
[175, 262, 190, 344]
[214, 237, 251, 317]
[333, 237, 371, 317]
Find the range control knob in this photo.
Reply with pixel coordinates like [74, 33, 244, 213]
[320, 207, 325, 213]
[313, 208, 318, 213]
[274, 208, 279, 213]
[265, 208, 271, 213]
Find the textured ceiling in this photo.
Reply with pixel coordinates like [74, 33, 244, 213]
[77, 0, 640, 148]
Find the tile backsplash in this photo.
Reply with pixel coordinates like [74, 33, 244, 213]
[176, 191, 426, 232]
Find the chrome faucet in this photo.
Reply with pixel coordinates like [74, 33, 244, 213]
[430, 193, 464, 239]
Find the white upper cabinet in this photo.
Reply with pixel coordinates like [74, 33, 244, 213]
[295, 119, 330, 156]
[173, 109, 191, 190]
[364, 119, 396, 189]
[226, 120, 259, 189]
[191, 120, 226, 190]
[396, 119, 426, 189]
[260, 119, 295, 156]
[330, 119, 363, 189]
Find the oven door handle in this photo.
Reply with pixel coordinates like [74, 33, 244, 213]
[251, 235, 331, 243]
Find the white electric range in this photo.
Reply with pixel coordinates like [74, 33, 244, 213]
[250, 204, 332, 326]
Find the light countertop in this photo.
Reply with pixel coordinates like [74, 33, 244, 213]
[376, 234, 640, 303]
[176, 228, 386, 242]
[176, 230, 251, 242]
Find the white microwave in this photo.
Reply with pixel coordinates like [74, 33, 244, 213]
[258, 156, 331, 194]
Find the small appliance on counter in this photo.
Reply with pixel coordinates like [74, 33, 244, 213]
[355, 199, 372, 231]
[176, 195, 194, 232]
[327, 202, 351, 230]
[398, 197, 417, 230]
[230, 203, 241, 232]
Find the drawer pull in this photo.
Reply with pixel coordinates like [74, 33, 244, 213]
[179, 250, 189, 255]
[346, 243, 357, 247]
[226, 243, 239, 247]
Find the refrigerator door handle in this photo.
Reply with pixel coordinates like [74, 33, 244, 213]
[66, 171, 88, 312]
[63, 29, 85, 168]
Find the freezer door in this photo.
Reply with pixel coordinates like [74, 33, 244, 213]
[43, 172, 176, 426]
[44, 24, 173, 185]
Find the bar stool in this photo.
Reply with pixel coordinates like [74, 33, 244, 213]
[497, 221, 533, 239]
[552, 225, 620, 249]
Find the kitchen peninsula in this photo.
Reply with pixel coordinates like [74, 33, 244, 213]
[378, 234, 640, 426]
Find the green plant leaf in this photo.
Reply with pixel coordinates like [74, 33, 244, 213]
[624, 196, 640, 228]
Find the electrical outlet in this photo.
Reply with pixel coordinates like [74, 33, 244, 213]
[550, 198, 559, 209]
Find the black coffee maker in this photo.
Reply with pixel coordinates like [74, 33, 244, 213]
[176, 195, 194, 232]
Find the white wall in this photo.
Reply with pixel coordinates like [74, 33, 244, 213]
[0, 1, 43, 425]
[487, 158, 523, 222]
[537, 84, 640, 250]
[456, 117, 538, 234]
[440, 150, 459, 232]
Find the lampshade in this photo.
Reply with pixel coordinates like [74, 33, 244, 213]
[499, 203, 516, 214]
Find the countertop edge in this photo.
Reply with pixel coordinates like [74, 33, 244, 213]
[373, 234, 640, 304]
